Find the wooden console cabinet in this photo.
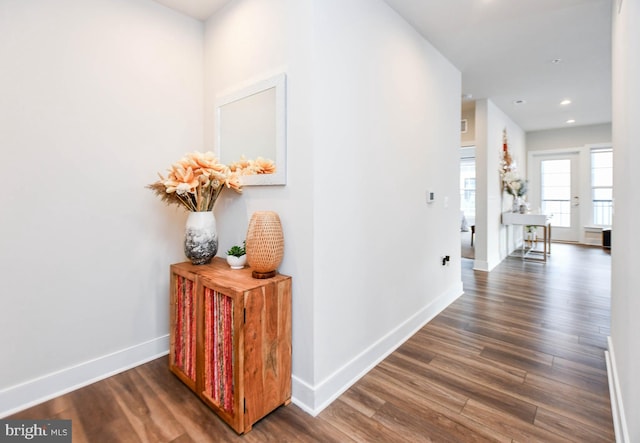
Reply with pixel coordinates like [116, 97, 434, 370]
[169, 257, 292, 434]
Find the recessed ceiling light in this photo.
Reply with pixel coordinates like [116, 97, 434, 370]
[552, 58, 563, 64]
[566, 119, 576, 124]
[513, 99, 527, 105]
[560, 99, 572, 105]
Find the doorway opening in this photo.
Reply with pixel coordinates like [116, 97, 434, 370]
[460, 146, 475, 259]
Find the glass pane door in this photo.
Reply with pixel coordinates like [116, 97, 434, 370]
[530, 153, 580, 242]
[541, 159, 571, 227]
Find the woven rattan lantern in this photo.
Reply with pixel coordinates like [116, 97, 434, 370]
[245, 211, 284, 279]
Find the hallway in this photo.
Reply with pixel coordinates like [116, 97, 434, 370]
[10, 244, 614, 441]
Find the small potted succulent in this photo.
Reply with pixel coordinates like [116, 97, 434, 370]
[226, 241, 247, 270]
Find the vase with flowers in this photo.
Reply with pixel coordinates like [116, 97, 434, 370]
[148, 151, 275, 265]
[502, 171, 528, 213]
[499, 129, 528, 213]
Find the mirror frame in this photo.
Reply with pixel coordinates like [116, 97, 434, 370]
[215, 73, 287, 186]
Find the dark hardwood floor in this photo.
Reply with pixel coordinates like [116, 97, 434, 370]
[10, 243, 614, 442]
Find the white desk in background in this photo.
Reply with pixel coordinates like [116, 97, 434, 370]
[502, 212, 552, 262]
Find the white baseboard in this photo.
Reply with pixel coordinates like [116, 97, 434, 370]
[290, 281, 464, 416]
[290, 375, 317, 416]
[473, 259, 499, 272]
[0, 335, 170, 418]
[606, 337, 630, 443]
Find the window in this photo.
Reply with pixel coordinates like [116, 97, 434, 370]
[591, 148, 613, 226]
[541, 159, 571, 227]
[460, 158, 475, 220]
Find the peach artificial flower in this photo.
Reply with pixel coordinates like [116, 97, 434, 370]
[164, 166, 199, 195]
[226, 173, 243, 192]
[228, 156, 253, 173]
[253, 157, 276, 174]
[149, 151, 276, 211]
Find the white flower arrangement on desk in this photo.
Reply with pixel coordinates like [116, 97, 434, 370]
[499, 128, 528, 199]
[502, 171, 528, 198]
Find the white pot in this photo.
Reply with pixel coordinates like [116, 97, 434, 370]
[226, 254, 247, 270]
[184, 211, 217, 265]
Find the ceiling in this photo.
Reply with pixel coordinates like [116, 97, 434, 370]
[152, 0, 612, 133]
[152, 0, 229, 21]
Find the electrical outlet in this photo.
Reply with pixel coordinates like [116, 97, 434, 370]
[426, 190, 435, 204]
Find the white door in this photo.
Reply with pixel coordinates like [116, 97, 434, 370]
[530, 152, 580, 242]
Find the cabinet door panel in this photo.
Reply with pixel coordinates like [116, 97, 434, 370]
[202, 287, 236, 414]
[170, 274, 197, 387]
[243, 282, 292, 426]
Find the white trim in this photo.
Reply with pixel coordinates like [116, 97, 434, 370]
[290, 282, 464, 416]
[290, 376, 316, 416]
[0, 335, 170, 418]
[589, 144, 613, 153]
[473, 258, 499, 272]
[529, 148, 582, 158]
[583, 225, 604, 246]
[459, 146, 476, 159]
[473, 259, 490, 272]
[606, 337, 630, 443]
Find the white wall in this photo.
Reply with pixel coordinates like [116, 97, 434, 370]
[203, 0, 463, 415]
[310, 0, 462, 413]
[473, 99, 526, 272]
[0, 0, 203, 415]
[610, 0, 640, 440]
[527, 123, 611, 151]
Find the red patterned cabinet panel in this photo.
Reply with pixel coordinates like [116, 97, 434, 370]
[169, 267, 198, 390]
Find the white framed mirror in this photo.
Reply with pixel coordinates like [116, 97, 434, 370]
[215, 73, 286, 186]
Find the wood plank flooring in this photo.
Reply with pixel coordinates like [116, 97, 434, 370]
[10, 243, 614, 442]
